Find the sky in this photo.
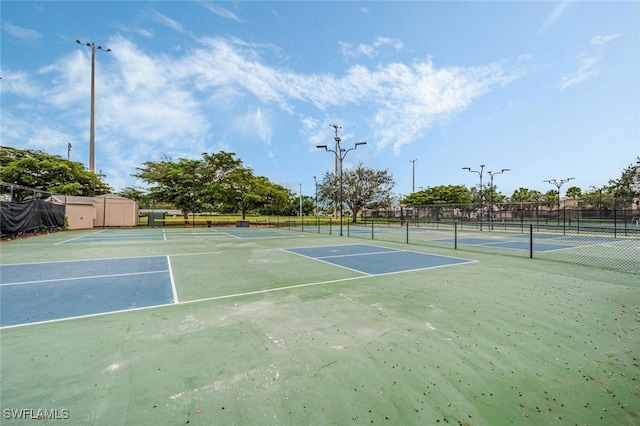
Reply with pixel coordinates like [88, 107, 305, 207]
[1, 1, 639, 200]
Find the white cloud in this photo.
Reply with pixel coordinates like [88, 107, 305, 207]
[2, 34, 517, 188]
[233, 107, 272, 144]
[591, 34, 620, 45]
[2, 22, 41, 44]
[560, 56, 599, 91]
[152, 10, 188, 34]
[200, 2, 245, 23]
[339, 37, 403, 59]
[539, 1, 571, 33]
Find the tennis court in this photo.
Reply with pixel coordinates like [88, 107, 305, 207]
[0, 256, 176, 327]
[0, 227, 637, 425]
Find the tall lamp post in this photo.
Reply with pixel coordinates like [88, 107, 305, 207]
[410, 159, 417, 193]
[67, 142, 72, 160]
[462, 165, 485, 231]
[488, 168, 510, 229]
[544, 178, 575, 225]
[317, 126, 366, 236]
[76, 39, 111, 173]
[299, 183, 303, 218]
[313, 176, 318, 217]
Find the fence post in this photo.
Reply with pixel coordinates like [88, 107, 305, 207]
[371, 219, 374, 240]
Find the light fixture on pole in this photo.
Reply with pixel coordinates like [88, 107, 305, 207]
[67, 142, 72, 161]
[487, 168, 510, 229]
[462, 165, 485, 231]
[76, 39, 111, 173]
[544, 178, 575, 225]
[317, 126, 366, 236]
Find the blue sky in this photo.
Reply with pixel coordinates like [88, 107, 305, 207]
[2, 1, 639, 200]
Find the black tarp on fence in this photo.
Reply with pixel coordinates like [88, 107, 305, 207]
[0, 200, 66, 237]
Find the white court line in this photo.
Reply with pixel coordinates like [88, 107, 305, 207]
[316, 249, 403, 259]
[167, 255, 179, 303]
[0, 302, 177, 330]
[1, 270, 170, 287]
[0, 252, 222, 267]
[54, 234, 86, 245]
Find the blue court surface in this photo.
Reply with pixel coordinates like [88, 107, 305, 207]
[435, 237, 573, 252]
[0, 256, 175, 328]
[214, 229, 297, 239]
[283, 244, 474, 275]
[58, 230, 166, 244]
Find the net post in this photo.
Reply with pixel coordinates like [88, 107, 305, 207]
[529, 224, 533, 258]
[406, 219, 409, 244]
[371, 219, 374, 240]
[454, 222, 458, 250]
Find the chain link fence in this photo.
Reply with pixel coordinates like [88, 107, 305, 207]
[270, 198, 639, 273]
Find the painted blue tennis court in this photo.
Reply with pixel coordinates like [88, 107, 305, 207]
[436, 237, 573, 251]
[283, 244, 474, 275]
[0, 256, 176, 328]
[58, 229, 166, 244]
[433, 233, 622, 252]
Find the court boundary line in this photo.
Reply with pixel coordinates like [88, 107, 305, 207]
[281, 243, 476, 276]
[284, 243, 474, 262]
[167, 255, 179, 303]
[0, 269, 170, 287]
[0, 252, 223, 267]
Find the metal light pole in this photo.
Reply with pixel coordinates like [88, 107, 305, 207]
[299, 183, 303, 218]
[76, 39, 111, 173]
[313, 176, 318, 217]
[317, 127, 366, 236]
[67, 142, 72, 160]
[544, 178, 575, 225]
[488, 168, 510, 229]
[410, 159, 417, 193]
[462, 165, 485, 231]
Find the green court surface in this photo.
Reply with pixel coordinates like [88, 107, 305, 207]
[0, 227, 638, 425]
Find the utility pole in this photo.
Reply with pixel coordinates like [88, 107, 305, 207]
[76, 39, 111, 173]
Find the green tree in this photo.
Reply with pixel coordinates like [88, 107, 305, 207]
[133, 151, 290, 220]
[133, 156, 204, 222]
[566, 186, 582, 198]
[0, 146, 111, 200]
[116, 186, 151, 208]
[318, 163, 395, 222]
[608, 157, 640, 198]
[401, 185, 471, 206]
